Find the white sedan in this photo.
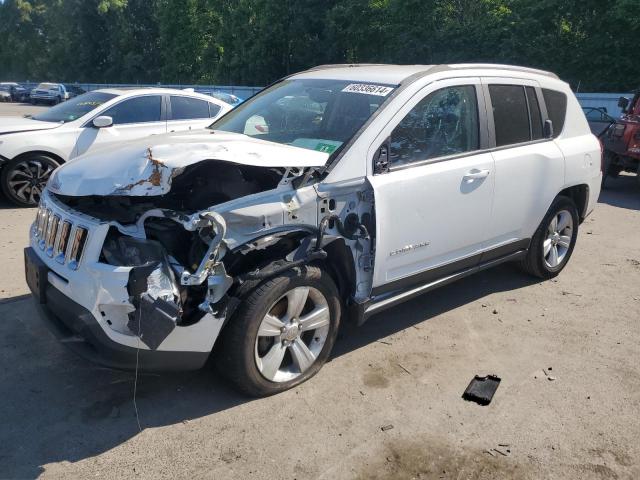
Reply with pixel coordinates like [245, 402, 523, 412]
[0, 88, 232, 206]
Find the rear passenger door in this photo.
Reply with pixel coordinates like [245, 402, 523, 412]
[482, 79, 565, 258]
[167, 95, 221, 132]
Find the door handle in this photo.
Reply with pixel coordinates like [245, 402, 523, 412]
[463, 169, 490, 181]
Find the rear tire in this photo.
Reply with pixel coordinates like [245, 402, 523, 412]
[0, 154, 60, 207]
[217, 265, 341, 397]
[518, 196, 579, 279]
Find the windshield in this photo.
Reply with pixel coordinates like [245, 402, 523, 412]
[37, 83, 57, 90]
[31, 92, 117, 123]
[211, 79, 396, 155]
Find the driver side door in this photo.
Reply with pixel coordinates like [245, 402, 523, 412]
[368, 78, 496, 294]
[73, 94, 167, 158]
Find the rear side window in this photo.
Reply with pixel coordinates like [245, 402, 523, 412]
[170, 96, 210, 120]
[542, 89, 567, 137]
[209, 102, 221, 118]
[489, 85, 530, 146]
[526, 87, 543, 140]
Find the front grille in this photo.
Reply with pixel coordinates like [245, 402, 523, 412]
[34, 204, 89, 270]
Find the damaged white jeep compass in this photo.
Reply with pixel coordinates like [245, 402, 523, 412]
[25, 64, 602, 396]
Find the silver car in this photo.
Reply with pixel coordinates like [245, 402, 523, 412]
[30, 83, 68, 105]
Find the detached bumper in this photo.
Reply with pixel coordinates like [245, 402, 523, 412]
[25, 247, 209, 372]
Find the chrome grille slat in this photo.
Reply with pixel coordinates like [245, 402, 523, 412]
[68, 226, 88, 271]
[33, 201, 89, 269]
[38, 209, 52, 250]
[55, 220, 72, 264]
[45, 215, 60, 257]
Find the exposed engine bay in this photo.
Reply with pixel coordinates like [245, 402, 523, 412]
[54, 160, 287, 222]
[51, 158, 376, 351]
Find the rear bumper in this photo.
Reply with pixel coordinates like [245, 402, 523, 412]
[26, 247, 210, 372]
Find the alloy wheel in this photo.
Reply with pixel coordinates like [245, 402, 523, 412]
[543, 209, 573, 268]
[7, 160, 54, 205]
[254, 286, 330, 382]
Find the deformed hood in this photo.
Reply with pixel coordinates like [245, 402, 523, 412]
[48, 130, 330, 197]
[0, 116, 62, 135]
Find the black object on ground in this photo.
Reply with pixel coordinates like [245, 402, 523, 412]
[462, 375, 501, 405]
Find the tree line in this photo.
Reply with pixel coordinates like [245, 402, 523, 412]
[1, 0, 638, 92]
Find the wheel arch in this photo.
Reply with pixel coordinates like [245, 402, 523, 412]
[10, 150, 66, 166]
[222, 230, 356, 321]
[558, 184, 589, 222]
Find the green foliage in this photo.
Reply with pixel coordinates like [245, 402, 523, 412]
[0, 0, 637, 91]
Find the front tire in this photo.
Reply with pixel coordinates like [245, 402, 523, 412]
[218, 266, 341, 396]
[0, 154, 60, 207]
[519, 196, 579, 279]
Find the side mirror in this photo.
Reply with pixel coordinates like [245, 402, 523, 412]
[93, 116, 113, 128]
[543, 119, 554, 139]
[618, 97, 630, 112]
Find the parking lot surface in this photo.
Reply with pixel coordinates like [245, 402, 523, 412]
[0, 102, 48, 118]
[0, 103, 639, 479]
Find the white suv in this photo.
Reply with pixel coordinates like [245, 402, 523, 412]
[0, 88, 231, 206]
[25, 64, 601, 396]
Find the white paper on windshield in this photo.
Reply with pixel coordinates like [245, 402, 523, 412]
[341, 84, 394, 96]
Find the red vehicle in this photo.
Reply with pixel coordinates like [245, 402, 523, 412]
[602, 91, 640, 187]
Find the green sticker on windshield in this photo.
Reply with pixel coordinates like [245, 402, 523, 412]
[315, 142, 338, 154]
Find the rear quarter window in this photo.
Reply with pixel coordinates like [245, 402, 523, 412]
[542, 89, 567, 138]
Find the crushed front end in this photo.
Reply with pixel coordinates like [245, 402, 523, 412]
[25, 147, 376, 372]
[25, 190, 220, 370]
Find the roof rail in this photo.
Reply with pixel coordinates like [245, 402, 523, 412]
[304, 62, 559, 79]
[305, 63, 389, 71]
[433, 63, 559, 79]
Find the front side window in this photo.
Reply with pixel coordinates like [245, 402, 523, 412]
[542, 88, 567, 138]
[211, 79, 395, 156]
[489, 85, 531, 147]
[103, 95, 162, 125]
[170, 96, 210, 120]
[31, 92, 117, 123]
[389, 85, 479, 167]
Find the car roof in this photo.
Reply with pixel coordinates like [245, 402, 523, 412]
[293, 63, 558, 85]
[94, 87, 226, 102]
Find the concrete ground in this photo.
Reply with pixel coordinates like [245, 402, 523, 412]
[0, 102, 48, 118]
[0, 104, 639, 479]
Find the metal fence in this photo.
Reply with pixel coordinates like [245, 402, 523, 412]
[575, 92, 631, 118]
[19, 82, 263, 100]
